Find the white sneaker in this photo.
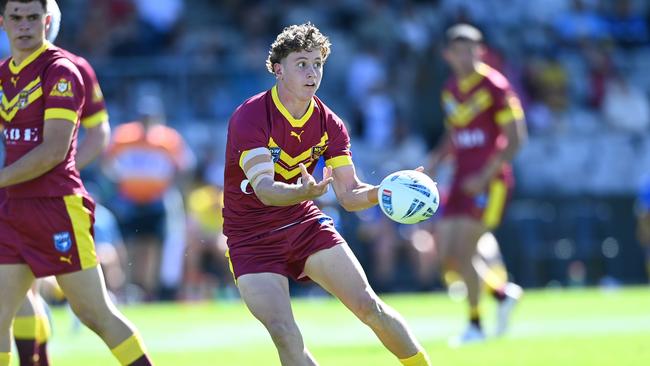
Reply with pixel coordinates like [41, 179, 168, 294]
[448, 324, 486, 347]
[495, 282, 523, 336]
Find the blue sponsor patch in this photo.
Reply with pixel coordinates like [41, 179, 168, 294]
[53, 232, 72, 253]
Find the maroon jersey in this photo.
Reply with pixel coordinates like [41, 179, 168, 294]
[0, 43, 86, 198]
[441, 62, 524, 181]
[60, 50, 108, 129]
[224, 86, 352, 240]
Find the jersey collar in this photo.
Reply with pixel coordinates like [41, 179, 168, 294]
[458, 62, 490, 94]
[271, 85, 315, 128]
[9, 41, 51, 75]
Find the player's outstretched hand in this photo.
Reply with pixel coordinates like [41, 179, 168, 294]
[299, 163, 333, 200]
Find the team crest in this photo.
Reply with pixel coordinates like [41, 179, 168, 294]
[53, 232, 72, 253]
[50, 78, 73, 97]
[269, 147, 281, 163]
[311, 145, 326, 161]
[17, 91, 29, 109]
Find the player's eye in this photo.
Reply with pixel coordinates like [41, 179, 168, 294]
[297, 62, 305, 68]
[314, 62, 322, 69]
[9, 15, 20, 21]
[27, 15, 39, 21]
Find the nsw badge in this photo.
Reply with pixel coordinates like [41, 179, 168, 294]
[53, 232, 72, 253]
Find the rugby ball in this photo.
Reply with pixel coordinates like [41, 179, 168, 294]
[377, 170, 439, 224]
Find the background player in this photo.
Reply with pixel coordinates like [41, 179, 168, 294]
[10, 1, 112, 364]
[427, 23, 527, 345]
[0, 1, 152, 365]
[224, 22, 431, 366]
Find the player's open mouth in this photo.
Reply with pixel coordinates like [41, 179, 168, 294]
[305, 83, 316, 87]
[17, 36, 31, 40]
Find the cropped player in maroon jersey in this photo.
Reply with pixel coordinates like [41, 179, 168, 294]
[224, 23, 431, 366]
[0, 1, 152, 365]
[8, 1, 113, 365]
[427, 24, 528, 345]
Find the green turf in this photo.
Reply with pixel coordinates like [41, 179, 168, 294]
[20, 287, 650, 365]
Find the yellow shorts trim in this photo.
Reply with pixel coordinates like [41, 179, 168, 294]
[482, 179, 507, 229]
[63, 195, 98, 269]
[225, 248, 237, 285]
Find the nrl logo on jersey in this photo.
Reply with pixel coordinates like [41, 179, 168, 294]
[311, 145, 326, 161]
[50, 78, 73, 97]
[269, 147, 281, 163]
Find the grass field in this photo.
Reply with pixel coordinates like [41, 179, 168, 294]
[22, 286, 650, 366]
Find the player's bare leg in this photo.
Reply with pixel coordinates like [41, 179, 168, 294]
[56, 266, 153, 365]
[474, 232, 523, 336]
[15, 289, 51, 366]
[455, 218, 486, 315]
[304, 244, 430, 365]
[436, 217, 485, 345]
[237, 273, 317, 366]
[0, 264, 35, 365]
[127, 236, 161, 301]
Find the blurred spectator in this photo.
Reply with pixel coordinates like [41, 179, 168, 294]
[103, 93, 194, 301]
[606, 0, 650, 49]
[552, 0, 609, 45]
[602, 71, 650, 134]
[181, 172, 231, 301]
[133, 0, 184, 53]
[636, 175, 650, 282]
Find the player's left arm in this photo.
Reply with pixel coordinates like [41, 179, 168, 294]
[75, 60, 110, 170]
[463, 89, 528, 195]
[76, 119, 110, 170]
[0, 120, 75, 187]
[481, 117, 527, 181]
[330, 162, 379, 212]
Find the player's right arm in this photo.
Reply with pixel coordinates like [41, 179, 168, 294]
[0, 118, 75, 187]
[0, 60, 83, 187]
[241, 147, 333, 206]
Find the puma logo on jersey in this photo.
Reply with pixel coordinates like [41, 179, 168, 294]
[59, 255, 73, 264]
[290, 130, 304, 143]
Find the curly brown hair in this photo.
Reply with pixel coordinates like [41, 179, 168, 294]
[266, 22, 331, 75]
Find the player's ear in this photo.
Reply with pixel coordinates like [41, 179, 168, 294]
[273, 63, 283, 79]
[44, 14, 51, 31]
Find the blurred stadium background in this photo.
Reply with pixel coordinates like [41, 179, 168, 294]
[2, 0, 650, 364]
